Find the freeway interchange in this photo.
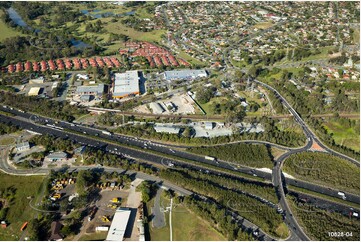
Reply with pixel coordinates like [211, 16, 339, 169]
[220, 30, 359, 240]
[0, 82, 359, 241]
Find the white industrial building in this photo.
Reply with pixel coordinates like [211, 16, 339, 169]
[154, 124, 181, 134]
[204, 122, 214, 130]
[16, 142, 30, 152]
[113, 71, 140, 99]
[106, 208, 131, 241]
[149, 102, 165, 114]
[163, 69, 208, 81]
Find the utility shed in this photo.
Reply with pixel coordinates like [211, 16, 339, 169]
[106, 208, 131, 241]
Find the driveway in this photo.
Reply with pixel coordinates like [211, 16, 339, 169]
[151, 189, 166, 228]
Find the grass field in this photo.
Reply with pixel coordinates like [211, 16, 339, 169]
[252, 21, 273, 29]
[323, 119, 360, 152]
[199, 96, 229, 115]
[275, 223, 289, 239]
[177, 51, 204, 66]
[301, 46, 334, 61]
[353, 28, 360, 44]
[105, 22, 166, 43]
[283, 152, 360, 195]
[78, 232, 107, 241]
[0, 136, 16, 146]
[0, 10, 24, 42]
[147, 191, 226, 241]
[0, 172, 45, 241]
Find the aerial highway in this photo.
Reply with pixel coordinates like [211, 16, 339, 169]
[0, 132, 275, 241]
[0, 107, 359, 204]
[0, 101, 359, 241]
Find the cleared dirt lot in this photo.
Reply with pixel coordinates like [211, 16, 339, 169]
[134, 93, 198, 115]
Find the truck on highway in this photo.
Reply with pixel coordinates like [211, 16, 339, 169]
[337, 191, 346, 200]
[205, 156, 216, 161]
[102, 131, 112, 136]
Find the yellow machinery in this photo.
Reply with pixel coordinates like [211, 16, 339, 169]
[111, 197, 120, 203]
[101, 216, 110, 222]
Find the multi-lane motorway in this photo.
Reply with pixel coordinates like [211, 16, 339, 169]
[0, 95, 359, 241]
[1, 106, 359, 202]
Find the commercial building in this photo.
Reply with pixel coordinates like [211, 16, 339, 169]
[16, 142, 30, 152]
[76, 84, 105, 97]
[46, 152, 68, 162]
[163, 69, 208, 81]
[28, 87, 42, 96]
[106, 208, 131, 241]
[154, 124, 181, 134]
[113, 71, 140, 99]
[29, 77, 45, 84]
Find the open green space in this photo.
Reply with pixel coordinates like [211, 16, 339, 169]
[0, 136, 16, 146]
[78, 232, 107, 241]
[105, 22, 166, 43]
[177, 51, 204, 66]
[275, 223, 289, 239]
[323, 119, 360, 152]
[199, 96, 228, 115]
[283, 152, 360, 195]
[147, 191, 226, 241]
[300, 46, 334, 61]
[252, 21, 273, 29]
[0, 10, 25, 42]
[0, 172, 45, 241]
[187, 143, 273, 168]
[353, 28, 360, 44]
[288, 196, 360, 241]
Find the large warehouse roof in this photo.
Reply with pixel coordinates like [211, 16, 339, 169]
[28, 87, 41, 96]
[113, 71, 140, 98]
[154, 124, 181, 134]
[76, 84, 104, 96]
[163, 69, 207, 80]
[106, 208, 131, 241]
